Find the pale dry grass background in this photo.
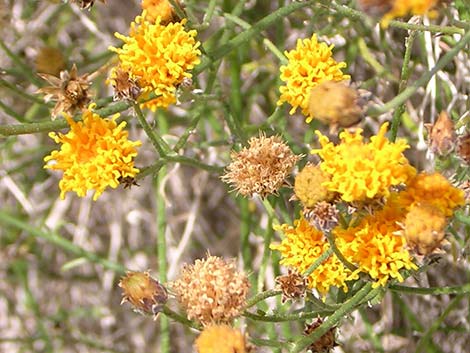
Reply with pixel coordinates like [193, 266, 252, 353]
[1, 1, 470, 353]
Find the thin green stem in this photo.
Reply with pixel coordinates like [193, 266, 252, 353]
[303, 248, 333, 277]
[133, 103, 173, 156]
[390, 30, 417, 142]
[0, 210, 126, 274]
[161, 306, 200, 331]
[390, 283, 470, 295]
[245, 290, 281, 309]
[164, 154, 223, 173]
[324, 231, 357, 272]
[244, 308, 333, 323]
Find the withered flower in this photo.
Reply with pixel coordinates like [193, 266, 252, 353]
[170, 255, 250, 326]
[275, 268, 307, 304]
[303, 201, 339, 232]
[222, 134, 300, 198]
[294, 164, 335, 208]
[119, 176, 140, 189]
[425, 111, 456, 156]
[37, 64, 91, 120]
[108, 66, 141, 102]
[308, 81, 363, 131]
[119, 271, 168, 320]
[35, 47, 66, 77]
[304, 318, 338, 353]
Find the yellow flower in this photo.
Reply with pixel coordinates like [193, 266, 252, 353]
[312, 123, 416, 202]
[278, 34, 350, 123]
[110, 13, 201, 111]
[44, 106, 141, 200]
[294, 164, 334, 208]
[195, 325, 248, 353]
[381, 0, 439, 27]
[396, 172, 464, 217]
[334, 198, 417, 287]
[271, 217, 351, 296]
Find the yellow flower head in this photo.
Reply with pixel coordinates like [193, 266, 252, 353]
[312, 123, 416, 202]
[195, 325, 248, 353]
[294, 164, 334, 208]
[396, 172, 464, 217]
[334, 199, 417, 287]
[110, 13, 201, 111]
[278, 34, 350, 123]
[44, 106, 141, 200]
[271, 217, 351, 296]
[381, 0, 439, 27]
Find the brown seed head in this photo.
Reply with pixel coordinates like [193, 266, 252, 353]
[425, 111, 456, 156]
[404, 203, 448, 256]
[37, 64, 91, 120]
[308, 81, 363, 131]
[222, 134, 300, 198]
[109, 66, 141, 102]
[170, 255, 250, 326]
[303, 201, 339, 232]
[119, 271, 168, 319]
[303, 318, 338, 353]
[275, 268, 307, 304]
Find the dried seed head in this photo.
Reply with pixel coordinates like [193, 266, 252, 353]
[222, 134, 300, 198]
[35, 47, 66, 77]
[425, 111, 456, 156]
[194, 325, 252, 353]
[457, 132, 470, 164]
[308, 81, 363, 131]
[404, 203, 448, 256]
[108, 66, 141, 102]
[119, 271, 168, 319]
[303, 318, 338, 353]
[303, 201, 339, 232]
[118, 176, 140, 189]
[37, 64, 91, 119]
[294, 164, 334, 208]
[275, 268, 307, 304]
[170, 255, 250, 326]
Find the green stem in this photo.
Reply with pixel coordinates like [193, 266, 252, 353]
[245, 290, 281, 309]
[133, 103, 173, 156]
[303, 248, 333, 277]
[390, 30, 417, 142]
[291, 282, 376, 353]
[367, 30, 470, 117]
[164, 154, 223, 173]
[161, 306, 200, 331]
[390, 283, 470, 295]
[0, 210, 126, 274]
[244, 308, 333, 323]
[324, 231, 357, 272]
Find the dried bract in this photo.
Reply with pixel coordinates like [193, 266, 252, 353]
[275, 268, 307, 304]
[425, 111, 456, 156]
[109, 66, 141, 102]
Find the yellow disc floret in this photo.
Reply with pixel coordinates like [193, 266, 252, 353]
[195, 325, 248, 353]
[312, 123, 416, 202]
[110, 13, 201, 111]
[278, 34, 350, 123]
[44, 105, 141, 200]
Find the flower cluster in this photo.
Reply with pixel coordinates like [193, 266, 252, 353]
[278, 34, 349, 123]
[110, 12, 201, 111]
[44, 106, 141, 200]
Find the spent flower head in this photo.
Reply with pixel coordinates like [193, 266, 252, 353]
[278, 34, 350, 123]
[170, 255, 250, 326]
[312, 123, 416, 202]
[110, 13, 201, 111]
[294, 164, 334, 208]
[44, 105, 141, 200]
[222, 134, 300, 198]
